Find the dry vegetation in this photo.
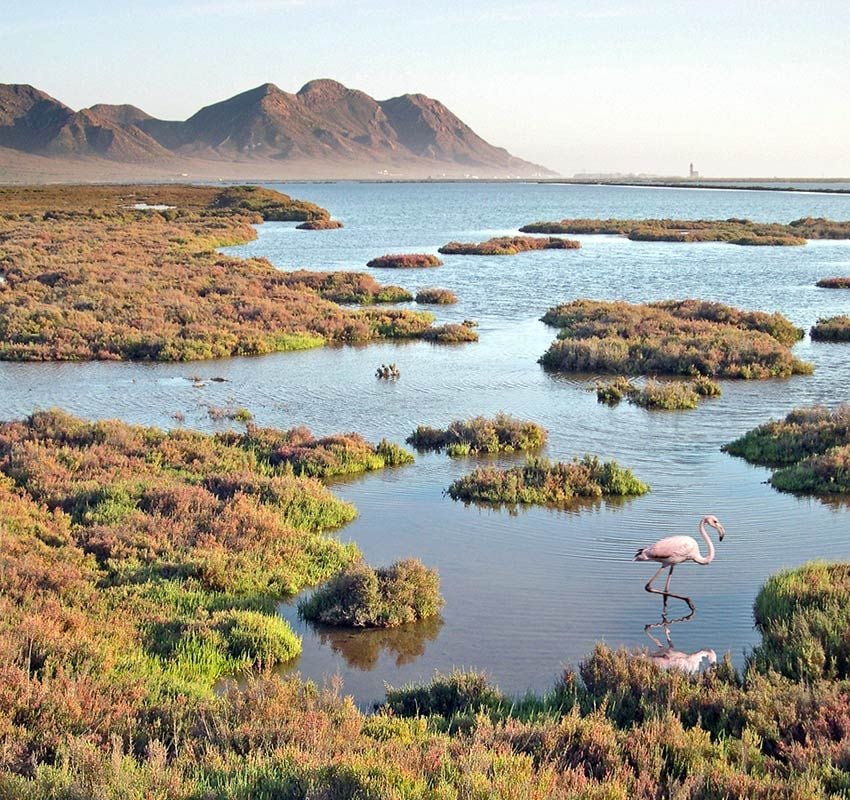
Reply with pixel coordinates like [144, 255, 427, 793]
[811, 316, 850, 342]
[0, 184, 465, 361]
[367, 253, 443, 269]
[415, 287, 457, 304]
[540, 299, 810, 379]
[520, 216, 850, 245]
[438, 235, 580, 255]
[295, 218, 343, 229]
[816, 277, 850, 289]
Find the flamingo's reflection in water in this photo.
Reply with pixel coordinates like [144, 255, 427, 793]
[640, 606, 717, 675]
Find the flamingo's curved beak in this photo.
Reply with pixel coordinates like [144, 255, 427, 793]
[716, 522, 726, 541]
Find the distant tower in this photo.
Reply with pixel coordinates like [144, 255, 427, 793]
[689, 162, 699, 179]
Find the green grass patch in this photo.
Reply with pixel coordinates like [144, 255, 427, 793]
[407, 413, 547, 455]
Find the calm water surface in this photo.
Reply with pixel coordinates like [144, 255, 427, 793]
[4, 182, 850, 706]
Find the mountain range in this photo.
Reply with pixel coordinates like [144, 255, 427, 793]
[0, 80, 554, 181]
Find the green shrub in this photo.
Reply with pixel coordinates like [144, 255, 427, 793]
[298, 559, 443, 628]
[447, 456, 649, 506]
[595, 377, 635, 405]
[627, 380, 700, 410]
[382, 670, 502, 717]
[212, 609, 301, 666]
[750, 562, 850, 681]
[722, 405, 850, 467]
[407, 414, 547, 455]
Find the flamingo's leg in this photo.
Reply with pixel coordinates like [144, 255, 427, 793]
[644, 564, 667, 596]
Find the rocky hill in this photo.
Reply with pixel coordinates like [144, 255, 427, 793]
[0, 80, 553, 180]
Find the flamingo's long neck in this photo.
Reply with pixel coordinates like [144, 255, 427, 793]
[695, 518, 715, 565]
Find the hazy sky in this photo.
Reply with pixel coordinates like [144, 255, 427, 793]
[4, 0, 849, 176]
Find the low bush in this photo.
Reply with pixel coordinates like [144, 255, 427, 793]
[295, 218, 343, 229]
[751, 561, 850, 681]
[367, 253, 442, 268]
[811, 315, 850, 341]
[447, 456, 649, 506]
[540, 299, 810, 378]
[298, 559, 444, 627]
[627, 379, 700, 410]
[415, 287, 457, 304]
[770, 445, 850, 495]
[816, 276, 850, 288]
[422, 322, 479, 343]
[279, 270, 413, 304]
[722, 405, 850, 467]
[382, 670, 502, 716]
[438, 235, 580, 255]
[407, 413, 547, 455]
[596, 376, 635, 405]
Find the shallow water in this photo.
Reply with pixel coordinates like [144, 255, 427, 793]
[4, 182, 850, 707]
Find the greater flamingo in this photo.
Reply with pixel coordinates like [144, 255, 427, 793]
[634, 515, 725, 610]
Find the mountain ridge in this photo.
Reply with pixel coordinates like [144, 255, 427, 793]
[0, 80, 554, 179]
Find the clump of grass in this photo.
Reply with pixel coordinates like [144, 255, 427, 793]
[367, 253, 442, 269]
[422, 323, 479, 343]
[595, 376, 636, 405]
[627, 380, 700, 410]
[207, 405, 253, 422]
[811, 315, 850, 342]
[295, 219, 343, 229]
[415, 287, 457, 304]
[447, 455, 649, 506]
[540, 299, 810, 379]
[816, 277, 850, 288]
[298, 559, 443, 627]
[381, 670, 502, 716]
[722, 405, 850, 467]
[407, 413, 547, 455]
[750, 562, 850, 681]
[520, 216, 850, 245]
[213, 608, 301, 666]
[438, 235, 580, 255]
[691, 374, 722, 396]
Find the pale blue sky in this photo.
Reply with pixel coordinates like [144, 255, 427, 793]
[4, 1, 849, 176]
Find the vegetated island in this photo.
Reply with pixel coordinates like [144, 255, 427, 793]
[0, 184, 477, 361]
[723, 405, 850, 494]
[520, 216, 850, 246]
[811, 316, 850, 342]
[539, 299, 811, 379]
[447, 455, 649, 506]
[296, 218, 343, 230]
[367, 253, 443, 269]
[407, 413, 547, 457]
[816, 277, 850, 289]
[596, 375, 721, 410]
[438, 235, 580, 255]
[2, 408, 850, 793]
[298, 559, 443, 627]
[415, 287, 457, 304]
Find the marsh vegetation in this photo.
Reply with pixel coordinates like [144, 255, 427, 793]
[540, 299, 810, 378]
[407, 413, 547, 456]
[0, 185, 461, 361]
[367, 253, 443, 269]
[447, 455, 650, 506]
[723, 405, 850, 494]
[811, 315, 850, 342]
[596, 376, 722, 410]
[520, 215, 850, 245]
[438, 235, 580, 255]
